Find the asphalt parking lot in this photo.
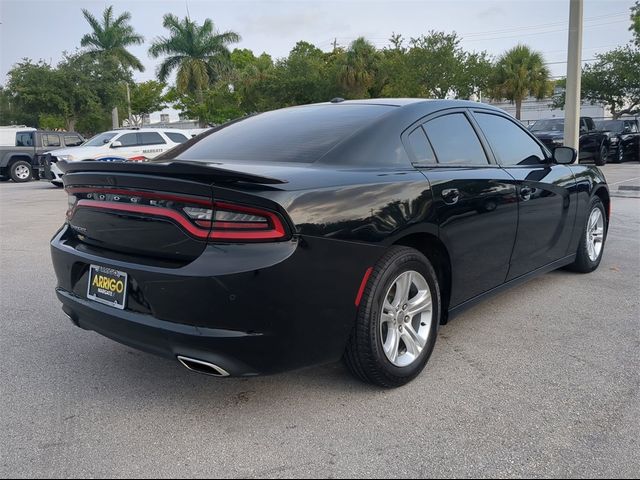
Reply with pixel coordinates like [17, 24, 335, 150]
[1, 163, 639, 478]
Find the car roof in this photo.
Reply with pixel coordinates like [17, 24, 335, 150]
[314, 98, 504, 111]
[108, 128, 192, 134]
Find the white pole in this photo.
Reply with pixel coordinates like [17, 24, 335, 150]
[564, 0, 583, 160]
[111, 107, 119, 129]
[126, 83, 132, 125]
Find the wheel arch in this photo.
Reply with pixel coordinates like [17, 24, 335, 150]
[8, 154, 33, 166]
[393, 232, 452, 324]
[593, 185, 610, 224]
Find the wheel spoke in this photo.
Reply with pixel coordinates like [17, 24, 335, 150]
[383, 329, 400, 363]
[404, 324, 425, 351]
[393, 272, 411, 307]
[406, 291, 431, 317]
[381, 312, 395, 326]
[383, 298, 395, 314]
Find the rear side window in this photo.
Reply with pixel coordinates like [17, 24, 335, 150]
[16, 132, 33, 147]
[139, 132, 166, 146]
[164, 132, 189, 144]
[64, 135, 83, 147]
[173, 104, 395, 163]
[43, 134, 61, 147]
[423, 113, 488, 165]
[117, 133, 139, 147]
[406, 127, 436, 164]
[474, 112, 546, 166]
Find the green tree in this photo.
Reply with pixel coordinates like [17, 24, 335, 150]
[582, 46, 640, 118]
[125, 81, 168, 126]
[5, 53, 127, 133]
[229, 49, 277, 113]
[338, 37, 380, 98]
[80, 5, 145, 72]
[490, 44, 550, 119]
[149, 14, 241, 124]
[631, 1, 640, 46]
[379, 31, 488, 100]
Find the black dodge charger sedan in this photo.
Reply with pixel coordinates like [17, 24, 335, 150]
[52, 99, 609, 388]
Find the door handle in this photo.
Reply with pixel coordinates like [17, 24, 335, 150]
[520, 186, 533, 201]
[442, 188, 460, 205]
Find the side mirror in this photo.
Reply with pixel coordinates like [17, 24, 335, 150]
[553, 146, 577, 165]
[111, 140, 122, 148]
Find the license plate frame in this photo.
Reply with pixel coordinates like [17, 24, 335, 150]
[87, 265, 128, 310]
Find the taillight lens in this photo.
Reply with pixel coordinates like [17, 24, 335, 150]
[66, 187, 288, 242]
[183, 202, 286, 240]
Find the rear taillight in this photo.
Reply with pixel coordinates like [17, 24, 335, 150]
[66, 187, 288, 242]
[183, 201, 287, 240]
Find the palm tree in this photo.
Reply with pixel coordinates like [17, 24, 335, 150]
[80, 6, 145, 72]
[339, 37, 380, 98]
[149, 15, 241, 103]
[490, 45, 550, 119]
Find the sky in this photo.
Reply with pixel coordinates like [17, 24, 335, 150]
[0, 0, 635, 119]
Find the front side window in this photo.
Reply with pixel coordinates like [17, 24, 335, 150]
[139, 132, 166, 146]
[474, 112, 546, 166]
[116, 133, 139, 147]
[43, 134, 61, 147]
[423, 113, 488, 166]
[85, 132, 118, 147]
[64, 135, 83, 147]
[164, 132, 189, 144]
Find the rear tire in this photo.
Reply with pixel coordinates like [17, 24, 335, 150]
[344, 246, 441, 388]
[9, 160, 33, 183]
[568, 197, 607, 273]
[594, 144, 608, 166]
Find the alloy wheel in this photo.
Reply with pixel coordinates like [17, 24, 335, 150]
[586, 208, 605, 262]
[380, 270, 433, 368]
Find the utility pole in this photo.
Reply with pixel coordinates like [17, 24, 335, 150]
[111, 107, 119, 129]
[126, 83, 132, 126]
[563, 0, 583, 160]
[332, 38, 338, 51]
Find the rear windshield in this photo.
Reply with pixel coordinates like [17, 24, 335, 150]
[171, 104, 395, 163]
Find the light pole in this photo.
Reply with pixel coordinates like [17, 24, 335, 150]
[563, 0, 583, 160]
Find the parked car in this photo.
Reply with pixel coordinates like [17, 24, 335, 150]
[40, 128, 193, 187]
[595, 118, 640, 163]
[0, 130, 84, 182]
[529, 117, 610, 165]
[51, 99, 609, 388]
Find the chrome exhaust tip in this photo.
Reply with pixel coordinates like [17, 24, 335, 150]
[177, 356, 230, 377]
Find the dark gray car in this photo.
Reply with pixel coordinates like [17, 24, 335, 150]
[0, 130, 84, 182]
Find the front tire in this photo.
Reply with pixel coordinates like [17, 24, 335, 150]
[568, 197, 607, 273]
[594, 144, 608, 166]
[10, 160, 33, 183]
[344, 246, 441, 388]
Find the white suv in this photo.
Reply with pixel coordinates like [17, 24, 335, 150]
[47, 128, 193, 186]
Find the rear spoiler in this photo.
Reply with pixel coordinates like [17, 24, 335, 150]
[57, 160, 287, 185]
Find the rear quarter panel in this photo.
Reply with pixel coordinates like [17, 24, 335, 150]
[567, 164, 609, 253]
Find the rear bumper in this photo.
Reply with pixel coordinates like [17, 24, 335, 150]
[57, 288, 269, 376]
[51, 225, 385, 376]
